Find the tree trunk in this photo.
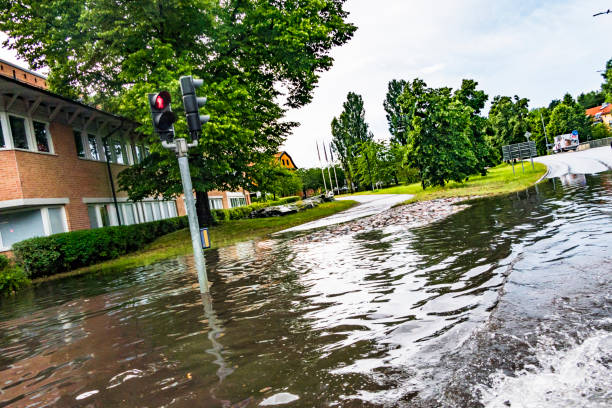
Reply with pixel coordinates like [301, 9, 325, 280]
[195, 190, 215, 227]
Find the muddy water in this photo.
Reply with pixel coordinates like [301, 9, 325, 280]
[1, 174, 611, 407]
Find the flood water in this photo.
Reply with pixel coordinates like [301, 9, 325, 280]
[1, 173, 611, 407]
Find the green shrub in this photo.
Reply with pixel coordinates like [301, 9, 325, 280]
[0, 265, 30, 295]
[13, 216, 188, 279]
[0, 254, 9, 270]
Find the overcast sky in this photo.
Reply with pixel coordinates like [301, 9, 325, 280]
[2, 1, 611, 168]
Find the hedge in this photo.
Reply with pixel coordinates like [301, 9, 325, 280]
[13, 216, 188, 279]
[211, 196, 300, 222]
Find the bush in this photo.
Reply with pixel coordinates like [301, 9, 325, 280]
[13, 216, 188, 279]
[0, 256, 30, 295]
[211, 196, 301, 223]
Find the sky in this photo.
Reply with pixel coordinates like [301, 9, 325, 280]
[1, 0, 611, 168]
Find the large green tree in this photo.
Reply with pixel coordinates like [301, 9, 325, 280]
[331, 92, 372, 191]
[400, 83, 476, 188]
[602, 58, 612, 102]
[546, 93, 592, 141]
[525, 107, 551, 155]
[0, 0, 356, 225]
[488, 95, 530, 152]
[577, 90, 605, 109]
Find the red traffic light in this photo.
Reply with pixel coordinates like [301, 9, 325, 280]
[153, 91, 172, 110]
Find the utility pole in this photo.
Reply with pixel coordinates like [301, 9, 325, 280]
[540, 110, 550, 153]
[316, 141, 328, 194]
[330, 142, 340, 194]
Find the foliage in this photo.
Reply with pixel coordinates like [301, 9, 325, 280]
[250, 161, 302, 200]
[488, 95, 530, 150]
[211, 196, 300, 222]
[591, 122, 612, 140]
[355, 140, 403, 188]
[12, 217, 188, 279]
[384, 79, 410, 145]
[0, 255, 30, 295]
[578, 90, 605, 109]
[352, 162, 547, 204]
[602, 58, 612, 102]
[0, 266, 30, 295]
[546, 94, 592, 140]
[297, 166, 345, 193]
[0, 0, 356, 226]
[400, 81, 477, 188]
[453, 79, 492, 175]
[331, 92, 373, 191]
[525, 107, 551, 155]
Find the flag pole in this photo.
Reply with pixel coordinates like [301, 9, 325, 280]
[330, 142, 340, 193]
[323, 141, 335, 194]
[316, 141, 328, 194]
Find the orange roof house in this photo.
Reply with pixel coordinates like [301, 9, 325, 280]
[274, 151, 298, 169]
[586, 103, 612, 127]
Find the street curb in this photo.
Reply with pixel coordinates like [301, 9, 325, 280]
[535, 165, 549, 184]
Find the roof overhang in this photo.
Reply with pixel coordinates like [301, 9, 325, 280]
[0, 75, 140, 136]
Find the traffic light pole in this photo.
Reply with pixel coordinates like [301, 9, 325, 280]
[164, 138, 209, 294]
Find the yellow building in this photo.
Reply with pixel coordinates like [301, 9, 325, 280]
[274, 151, 298, 169]
[586, 103, 612, 127]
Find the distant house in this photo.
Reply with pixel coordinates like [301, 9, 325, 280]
[0, 59, 249, 253]
[274, 151, 297, 170]
[585, 103, 612, 127]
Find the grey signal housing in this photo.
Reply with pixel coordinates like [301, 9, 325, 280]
[180, 76, 210, 139]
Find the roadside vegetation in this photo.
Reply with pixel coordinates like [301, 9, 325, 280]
[28, 200, 357, 285]
[349, 162, 547, 203]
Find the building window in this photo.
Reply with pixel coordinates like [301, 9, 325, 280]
[0, 120, 5, 148]
[144, 202, 154, 222]
[74, 130, 85, 157]
[167, 202, 178, 217]
[87, 205, 99, 229]
[33, 121, 51, 152]
[121, 203, 136, 225]
[9, 115, 29, 149]
[47, 207, 65, 235]
[112, 138, 126, 164]
[88, 134, 99, 160]
[0, 206, 67, 250]
[209, 197, 223, 209]
[230, 197, 247, 208]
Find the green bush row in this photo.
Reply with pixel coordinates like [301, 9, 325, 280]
[12, 217, 189, 279]
[211, 196, 300, 222]
[0, 255, 30, 296]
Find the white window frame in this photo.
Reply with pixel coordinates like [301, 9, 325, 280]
[0, 112, 12, 150]
[0, 205, 68, 251]
[73, 128, 87, 158]
[31, 119, 54, 154]
[7, 112, 32, 150]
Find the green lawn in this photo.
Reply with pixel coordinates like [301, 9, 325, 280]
[347, 162, 547, 203]
[34, 200, 357, 282]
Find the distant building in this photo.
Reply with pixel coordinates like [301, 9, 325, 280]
[274, 151, 297, 169]
[0, 59, 249, 253]
[585, 103, 612, 127]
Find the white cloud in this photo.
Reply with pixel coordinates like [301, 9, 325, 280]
[283, 0, 612, 168]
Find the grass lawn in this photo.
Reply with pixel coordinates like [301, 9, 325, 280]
[347, 162, 547, 203]
[34, 200, 358, 282]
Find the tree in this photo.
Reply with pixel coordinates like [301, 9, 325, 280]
[526, 107, 551, 155]
[331, 92, 372, 191]
[383, 78, 427, 147]
[488, 95, 530, 150]
[400, 84, 477, 188]
[355, 140, 401, 188]
[602, 58, 612, 102]
[546, 94, 592, 140]
[0, 0, 356, 225]
[591, 122, 612, 140]
[296, 167, 345, 195]
[577, 90, 605, 109]
[452, 79, 492, 175]
[250, 161, 302, 201]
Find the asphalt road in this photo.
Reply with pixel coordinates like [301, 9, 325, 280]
[534, 146, 612, 178]
[278, 194, 414, 233]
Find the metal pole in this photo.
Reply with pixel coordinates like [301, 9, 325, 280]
[176, 138, 209, 294]
[102, 121, 125, 226]
[320, 167, 328, 194]
[540, 111, 550, 153]
[332, 164, 339, 194]
[327, 165, 334, 194]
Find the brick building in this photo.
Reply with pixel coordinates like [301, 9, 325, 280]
[0, 59, 250, 253]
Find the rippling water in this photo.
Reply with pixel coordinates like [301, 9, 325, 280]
[1, 173, 611, 407]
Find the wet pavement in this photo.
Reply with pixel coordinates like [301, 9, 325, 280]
[534, 146, 612, 178]
[1, 174, 611, 407]
[278, 194, 413, 233]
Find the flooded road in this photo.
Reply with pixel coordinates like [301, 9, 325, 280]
[1, 173, 611, 407]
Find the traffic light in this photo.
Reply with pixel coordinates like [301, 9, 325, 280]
[179, 76, 210, 139]
[148, 91, 176, 143]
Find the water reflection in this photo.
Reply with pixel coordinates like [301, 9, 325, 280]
[1, 174, 611, 407]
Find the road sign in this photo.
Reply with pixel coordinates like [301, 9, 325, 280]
[502, 141, 536, 161]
